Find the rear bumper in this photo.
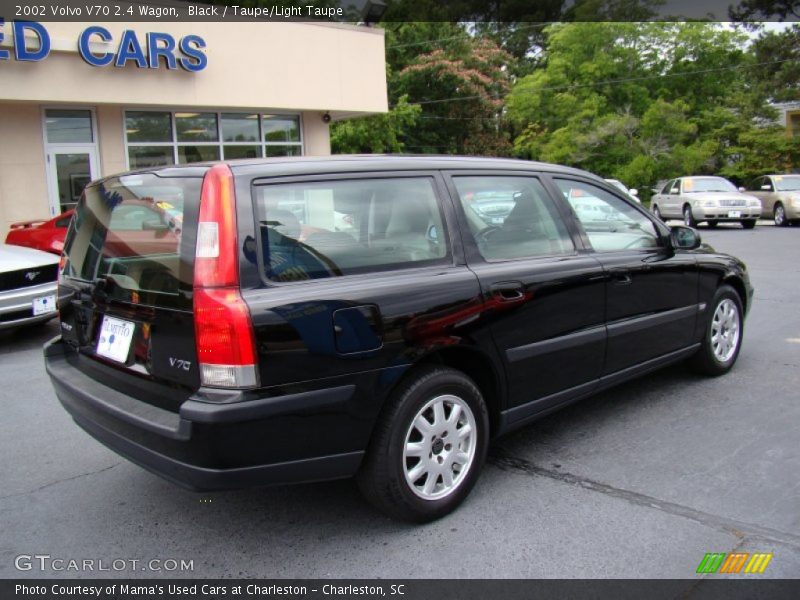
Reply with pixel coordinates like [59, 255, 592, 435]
[44, 337, 365, 491]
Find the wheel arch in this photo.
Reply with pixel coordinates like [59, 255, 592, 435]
[407, 346, 506, 438]
[721, 274, 748, 314]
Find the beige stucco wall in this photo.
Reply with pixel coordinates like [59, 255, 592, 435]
[0, 21, 387, 236]
[0, 21, 387, 115]
[0, 104, 50, 234]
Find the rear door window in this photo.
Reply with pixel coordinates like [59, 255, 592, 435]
[62, 174, 201, 309]
[251, 177, 448, 282]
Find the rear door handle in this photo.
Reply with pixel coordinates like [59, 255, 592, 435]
[490, 281, 525, 302]
[610, 270, 632, 285]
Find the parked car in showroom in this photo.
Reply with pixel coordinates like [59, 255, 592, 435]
[5, 210, 73, 255]
[45, 156, 752, 522]
[746, 174, 800, 227]
[650, 176, 761, 228]
[604, 178, 641, 203]
[0, 243, 59, 330]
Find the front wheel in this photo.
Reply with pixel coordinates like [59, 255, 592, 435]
[774, 203, 788, 227]
[357, 366, 489, 522]
[683, 205, 697, 228]
[688, 285, 744, 376]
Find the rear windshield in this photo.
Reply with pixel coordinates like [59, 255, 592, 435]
[62, 173, 202, 309]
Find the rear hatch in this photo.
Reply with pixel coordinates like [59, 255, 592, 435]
[59, 171, 204, 411]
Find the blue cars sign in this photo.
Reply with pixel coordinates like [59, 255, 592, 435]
[0, 20, 207, 71]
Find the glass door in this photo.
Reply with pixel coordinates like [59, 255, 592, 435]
[46, 147, 99, 215]
[43, 108, 99, 216]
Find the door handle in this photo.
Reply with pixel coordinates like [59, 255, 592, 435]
[610, 270, 632, 285]
[490, 281, 526, 302]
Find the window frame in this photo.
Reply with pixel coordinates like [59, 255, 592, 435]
[547, 175, 671, 255]
[249, 171, 459, 287]
[445, 171, 582, 265]
[123, 108, 304, 169]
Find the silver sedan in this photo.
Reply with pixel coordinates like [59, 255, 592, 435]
[651, 176, 761, 229]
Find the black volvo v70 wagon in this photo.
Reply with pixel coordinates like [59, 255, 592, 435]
[45, 156, 752, 521]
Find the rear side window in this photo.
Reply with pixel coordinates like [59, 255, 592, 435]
[62, 174, 201, 308]
[252, 177, 448, 282]
[452, 176, 575, 261]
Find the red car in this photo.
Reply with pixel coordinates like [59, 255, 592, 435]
[5, 210, 74, 255]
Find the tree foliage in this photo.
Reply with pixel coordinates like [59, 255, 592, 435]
[507, 22, 797, 193]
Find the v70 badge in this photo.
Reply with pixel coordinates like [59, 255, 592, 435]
[169, 358, 192, 371]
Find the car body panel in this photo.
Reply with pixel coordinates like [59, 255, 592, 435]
[5, 210, 73, 255]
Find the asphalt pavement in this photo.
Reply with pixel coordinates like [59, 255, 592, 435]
[1, 221, 798, 581]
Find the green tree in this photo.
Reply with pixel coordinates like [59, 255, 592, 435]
[330, 95, 421, 153]
[395, 35, 514, 155]
[507, 22, 788, 195]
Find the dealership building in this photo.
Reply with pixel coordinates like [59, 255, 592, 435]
[0, 19, 387, 233]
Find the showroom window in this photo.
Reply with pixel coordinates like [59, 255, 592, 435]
[125, 111, 303, 169]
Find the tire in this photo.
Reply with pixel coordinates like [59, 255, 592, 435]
[741, 220, 757, 230]
[706, 220, 718, 228]
[652, 205, 663, 220]
[683, 205, 697, 228]
[774, 203, 788, 227]
[356, 366, 489, 522]
[688, 285, 744, 376]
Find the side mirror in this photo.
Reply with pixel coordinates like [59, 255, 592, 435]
[629, 188, 639, 197]
[670, 225, 701, 250]
[738, 186, 746, 192]
[761, 185, 772, 191]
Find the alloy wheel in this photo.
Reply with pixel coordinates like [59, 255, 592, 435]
[711, 298, 740, 363]
[402, 394, 477, 501]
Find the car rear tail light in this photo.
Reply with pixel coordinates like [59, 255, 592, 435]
[193, 164, 258, 389]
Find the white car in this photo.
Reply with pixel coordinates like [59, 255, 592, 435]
[0, 244, 59, 330]
[604, 179, 641, 203]
[651, 176, 761, 229]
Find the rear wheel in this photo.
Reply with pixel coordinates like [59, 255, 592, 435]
[683, 205, 697, 228]
[741, 220, 757, 229]
[774, 203, 788, 227]
[357, 366, 489, 522]
[688, 285, 743, 376]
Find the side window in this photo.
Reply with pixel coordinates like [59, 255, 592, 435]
[253, 177, 448, 282]
[555, 179, 660, 253]
[761, 177, 774, 192]
[671, 180, 681, 194]
[661, 180, 675, 195]
[452, 176, 575, 261]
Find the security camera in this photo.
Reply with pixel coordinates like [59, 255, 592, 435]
[322, 112, 331, 123]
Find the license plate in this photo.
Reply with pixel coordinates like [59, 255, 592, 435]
[32, 294, 56, 316]
[96, 316, 135, 364]
[728, 211, 742, 218]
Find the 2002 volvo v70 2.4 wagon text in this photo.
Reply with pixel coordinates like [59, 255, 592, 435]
[45, 156, 753, 521]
